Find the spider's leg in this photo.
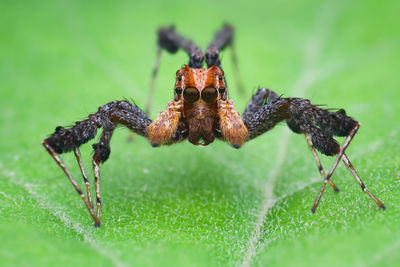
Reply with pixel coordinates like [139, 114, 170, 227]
[305, 133, 340, 192]
[290, 102, 384, 212]
[310, 122, 359, 213]
[42, 141, 100, 225]
[93, 158, 101, 218]
[145, 46, 162, 116]
[91, 122, 115, 219]
[43, 100, 152, 226]
[157, 26, 204, 68]
[243, 89, 384, 212]
[73, 148, 94, 209]
[341, 153, 385, 209]
[243, 88, 291, 140]
[144, 26, 203, 116]
[229, 43, 245, 96]
[242, 88, 279, 123]
[205, 24, 245, 96]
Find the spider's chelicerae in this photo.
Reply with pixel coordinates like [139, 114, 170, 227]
[42, 25, 385, 227]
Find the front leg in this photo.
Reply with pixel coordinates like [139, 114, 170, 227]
[242, 88, 280, 123]
[43, 100, 152, 226]
[243, 92, 290, 140]
[242, 88, 385, 212]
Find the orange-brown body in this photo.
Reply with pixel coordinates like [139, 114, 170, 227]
[147, 65, 248, 148]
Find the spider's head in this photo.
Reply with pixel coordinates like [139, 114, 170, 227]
[172, 65, 228, 146]
[174, 65, 227, 104]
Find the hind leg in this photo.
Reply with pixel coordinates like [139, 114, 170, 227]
[145, 26, 204, 115]
[205, 24, 245, 95]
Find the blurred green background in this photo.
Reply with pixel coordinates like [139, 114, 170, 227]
[0, 0, 399, 266]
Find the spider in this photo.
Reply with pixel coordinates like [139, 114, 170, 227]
[42, 25, 385, 227]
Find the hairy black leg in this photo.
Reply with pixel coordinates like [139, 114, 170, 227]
[43, 100, 151, 226]
[244, 91, 359, 154]
[205, 24, 245, 95]
[305, 134, 340, 192]
[281, 98, 377, 212]
[342, 154, 385, 210]
[287, 100, 357, 141]
[205, 24, 233, 68]
[158, 26, 204, 68]
[243, 90, 290, 140]
[242, 88, 280, 123]
[281, 97, 358, 211]
[310, 123, 360, 213]
[74, 148, 94, 209]
[243, 91, 383, 212]
[286, 98, 358, 156]
[275, 97, 382, 212]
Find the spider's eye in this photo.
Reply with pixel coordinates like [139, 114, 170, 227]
[177, 76, 182, 82]
[202, 87, 218, 102]
[175, 87, 182, 94]
[218, 87, 226, 94]
[183, 87, 200, 102]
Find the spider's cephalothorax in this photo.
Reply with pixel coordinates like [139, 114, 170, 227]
[147, 65, 248, 148]
[42, 24, 385, 227]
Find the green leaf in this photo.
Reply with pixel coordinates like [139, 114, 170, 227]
[1, 0, 399, 266]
